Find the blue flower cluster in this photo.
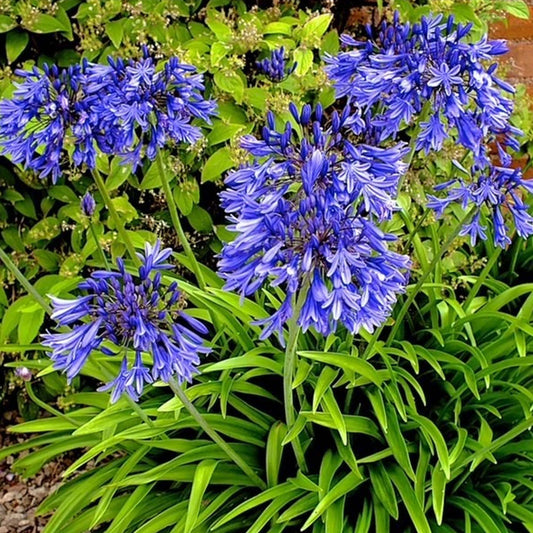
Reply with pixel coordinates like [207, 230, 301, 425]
[0, 50, 216, 180]
[87, 50, 217, 170]
[42, 241, 210, 402]
[325, 13, 518, 162]
[428, 160, 533, 247]
[325, 12, 532, 247]
[0, 64, 94, 183]
[218, 104, 410, 340]
[256, 47, 295, 82]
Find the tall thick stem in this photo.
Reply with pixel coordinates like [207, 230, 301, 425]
[168, 378, 266, 489]
[92, 168, 139, 267]
[283, 285, 309, 473]
[88, 223, 110, 270]
[0, 247, 51, 314]
[155, 151, 206, 290]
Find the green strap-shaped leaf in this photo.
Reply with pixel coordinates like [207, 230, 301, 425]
[431, 466, 447, 525]
[266, 422, 287, 487]
[185, 460, 218, 533]
[410, 413, 450, 479]
[302, 472, 365, 530]
[298, 351, 383, 386]
[389, 466, 431, 533]
[211, 483, 300, 530]
[369, 463, 399, 520]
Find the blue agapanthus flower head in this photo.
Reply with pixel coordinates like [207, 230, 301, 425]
[256, 47, 295, 82]
[86, 48, 217, 169]
[325, 12, 520, 167]
[42, 240, 210, 402]
[428, 159, 533, 248]
[0, 63, 98, 182]
[218, 104, 410, 340]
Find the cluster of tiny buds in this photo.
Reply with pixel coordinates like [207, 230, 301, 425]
[0, 0, 11, 15]
[320, 0, 335, 12]
[60, 253, 85, 277]
[266, 6, 282, 20]
[187, 137, 208, 156]
[142, 214, 170, 234]
[139, 190, 167, 209]
[61, 221, 77, 233]
[265, 92, 293, 115]
[229, 143, 250, 168]
[234, 18, 262, 51]
[18, 0, 58, 27]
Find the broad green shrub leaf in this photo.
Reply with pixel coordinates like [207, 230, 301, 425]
[0, 16, 16, 33]
[294, 47, 313, 75]
[213, 71, 245, 103]
[201, 146, 233, 183]
[106, 19, 125, 48]
[301, 13, 332, 42]
[6, 30, 29, 63]
[187, 205, 213, 233]
[2, 227, 25, 252]
[28, 218, 61, 243]
[499, 0, 530, 19]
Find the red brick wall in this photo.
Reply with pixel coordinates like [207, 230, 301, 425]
[491, 1, 533, 96]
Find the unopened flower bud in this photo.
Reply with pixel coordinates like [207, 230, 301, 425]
[15, 366, 32, 381]
[81, 192, 96, 217]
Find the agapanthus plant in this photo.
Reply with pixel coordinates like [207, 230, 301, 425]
[42, 241, 210, 402]
[86, 48, 217, 169]
[325, 12, 520, 165]
[219, 104, 410, 340]
[0, 63, 97, 183]
[256, 47, 295, 82]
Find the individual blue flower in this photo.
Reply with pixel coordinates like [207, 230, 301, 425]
[0, 63, 98, 182]
[81, 191, 96, 216]
[256, 47, 295, 82]
[427, 161, 533, 247]
[86, 48, 217, 169]
[42, 240, 211, 402]
[325, 12, 521, 167]
[218, 104, 410, 340]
